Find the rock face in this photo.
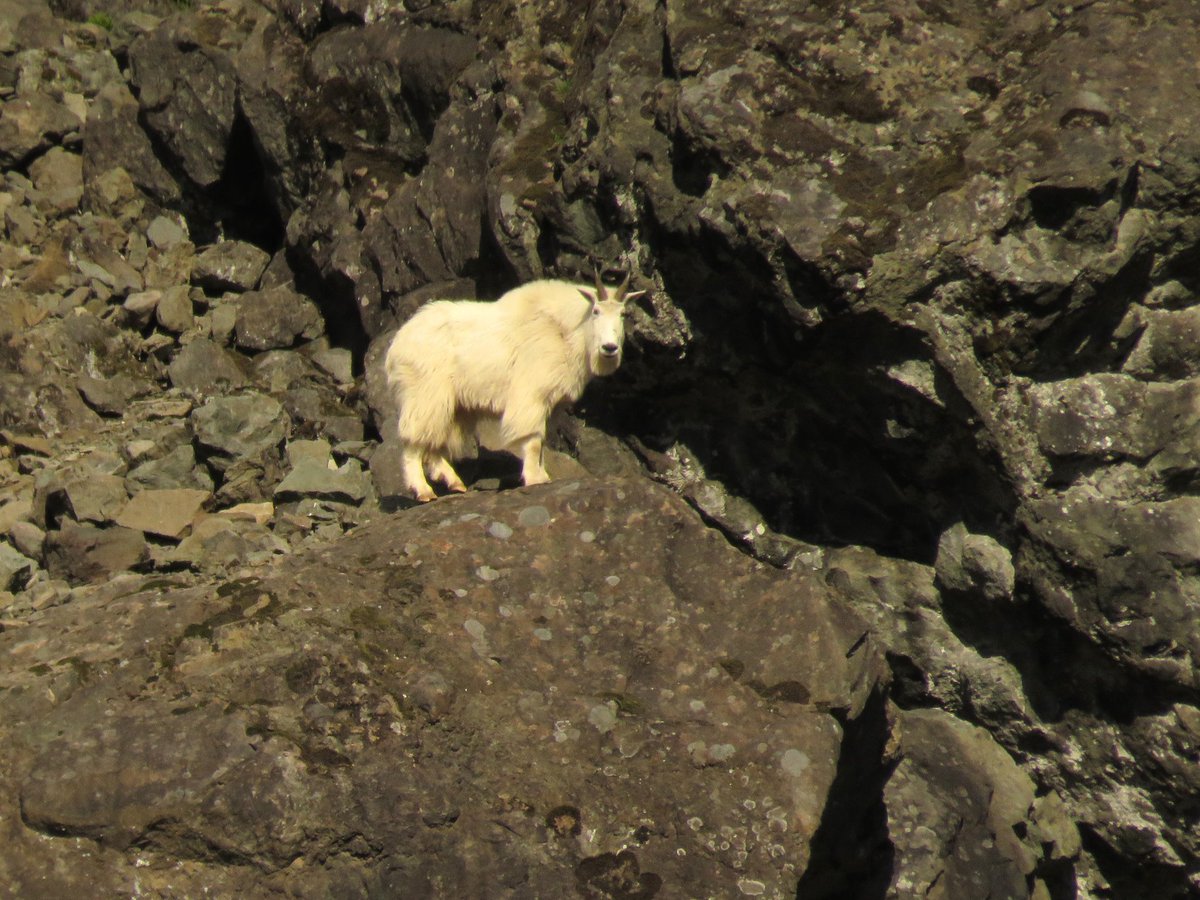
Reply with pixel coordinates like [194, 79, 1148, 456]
[5, 0, 1200, 895]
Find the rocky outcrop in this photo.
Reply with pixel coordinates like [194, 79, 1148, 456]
[6, 0, 1200, 895]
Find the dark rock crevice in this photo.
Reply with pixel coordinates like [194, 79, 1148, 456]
[792, 688, 895, 900]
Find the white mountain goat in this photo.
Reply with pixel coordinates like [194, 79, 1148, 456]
[384, 273, 644, 501]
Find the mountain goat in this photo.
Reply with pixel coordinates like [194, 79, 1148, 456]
[384, 273, 644, 501]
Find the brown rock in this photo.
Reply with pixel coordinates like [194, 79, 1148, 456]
[114, 489, 210, 540]
[43, 523, 148, 583]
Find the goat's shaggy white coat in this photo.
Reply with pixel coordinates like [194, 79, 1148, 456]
[384, 277, 641, 501]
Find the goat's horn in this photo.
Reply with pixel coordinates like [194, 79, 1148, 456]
[613, 270, 632, 302]
[593, 268, 606, 302]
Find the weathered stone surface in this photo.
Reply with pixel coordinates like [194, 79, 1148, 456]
[883, 709, 1045, 899]
[367, 439, 407, 502]
[127, 22, 237, 189]
[9, 520, 44, 561]
[73, 232, 142, 296]
[28, 146, 82, 214]
[121, 288, 160, 326]
[233, 285, 323, 350]
[166, 514, 282, 570]
[77, 372, 156, 416]
[2, 478, 886, 896]
[0, 94, 80, 167]
[126, 445, 214, 494]
[114, 488, 209, 539]
[146, 214, 186, 249]
[154, 284, 193, 333]
[191, 241, 270, 293]
[0, 542, 32, 591]
[57, 473, 128, 525]
[167, 338, 251, 396]
[273, 459, 369, 505]
[935, 523, 1015, 603]
[83, 78, 180, 207]
[191, 393, 289, 472]
[7, 0, 1200, 893]
[43, 523, 147, 583]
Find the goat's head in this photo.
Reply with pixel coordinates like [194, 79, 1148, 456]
[580, 270, 646, 376]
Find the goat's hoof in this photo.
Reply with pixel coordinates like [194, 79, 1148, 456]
[523, 474, 551, 487]
[447, 482, 468, 494]
[413, 489, 436, 503]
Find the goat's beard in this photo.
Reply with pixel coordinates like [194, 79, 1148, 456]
[592, 352, 621, 376]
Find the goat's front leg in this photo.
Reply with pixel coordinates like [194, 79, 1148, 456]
[402, 445, 437, 502]
[519, 435, 550, 486]
[428, 453, 467, 493]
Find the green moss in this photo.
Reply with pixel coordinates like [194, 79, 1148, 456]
[86, 11, 114, 30]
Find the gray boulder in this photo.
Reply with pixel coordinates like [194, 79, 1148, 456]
[233, 285, 323, 350]
[191, 241, 271, 293]
[191, 393, 289, 473]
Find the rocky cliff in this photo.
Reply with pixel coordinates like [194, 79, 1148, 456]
[3, 0, 1200, 896]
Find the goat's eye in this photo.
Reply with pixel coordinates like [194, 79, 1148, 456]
[592, 307, 600, 316]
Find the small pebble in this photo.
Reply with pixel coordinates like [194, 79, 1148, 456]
[518, 505, 551, 527]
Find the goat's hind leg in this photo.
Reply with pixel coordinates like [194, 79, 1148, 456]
[401, 445, 437, 502]
[428, 453, 467, 493]
[518, 434, 550, 486]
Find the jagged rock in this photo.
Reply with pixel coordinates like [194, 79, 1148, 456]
[191, 241, 270, 293]
[252, 348, 319, 392]
[3, 477, 886, 896]
[121, 289, 160, 326]
[233, 285, 323, 350]
[126, 445, 214, 494]
[213, 453, 285, 507]
[43, 522, 147, 583]
[1123, 306, 1200, 380]
[53, 472, 129, 528]
[0, 94, 81, 167]
[77, 372, 156, 416]
[27, 146, 82, 215]
[114, 488, 209, 539]
[274, 459, 369, 505]
[146, 214, 186, 249]
[305, 347, 352, 388]
[1022, 493, 1200, 689]
[154, 284, 193, 333]
[934, 523, 1016, 603]
[167, 338, 250, 396]
[73, 231, 141, 296]
[191, 393, 289, 474]
[127, 22, 237, 189]
[165, 515, 283, 570]
[285, 438, 332, 468]
[0, 542, 33, 591]
[883, 708, 1052, 898]
[9, 520, 43, 561]
[82, 164, 143, 222]
[367, 440, 407, 502]
[1028, 374, 1200, 461]
[142, 241, 195, 291]
[209, 298, 238, 344]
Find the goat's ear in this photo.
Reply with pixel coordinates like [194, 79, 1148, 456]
[623, 290, 647, 303]
[578, 288, 598, 305]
